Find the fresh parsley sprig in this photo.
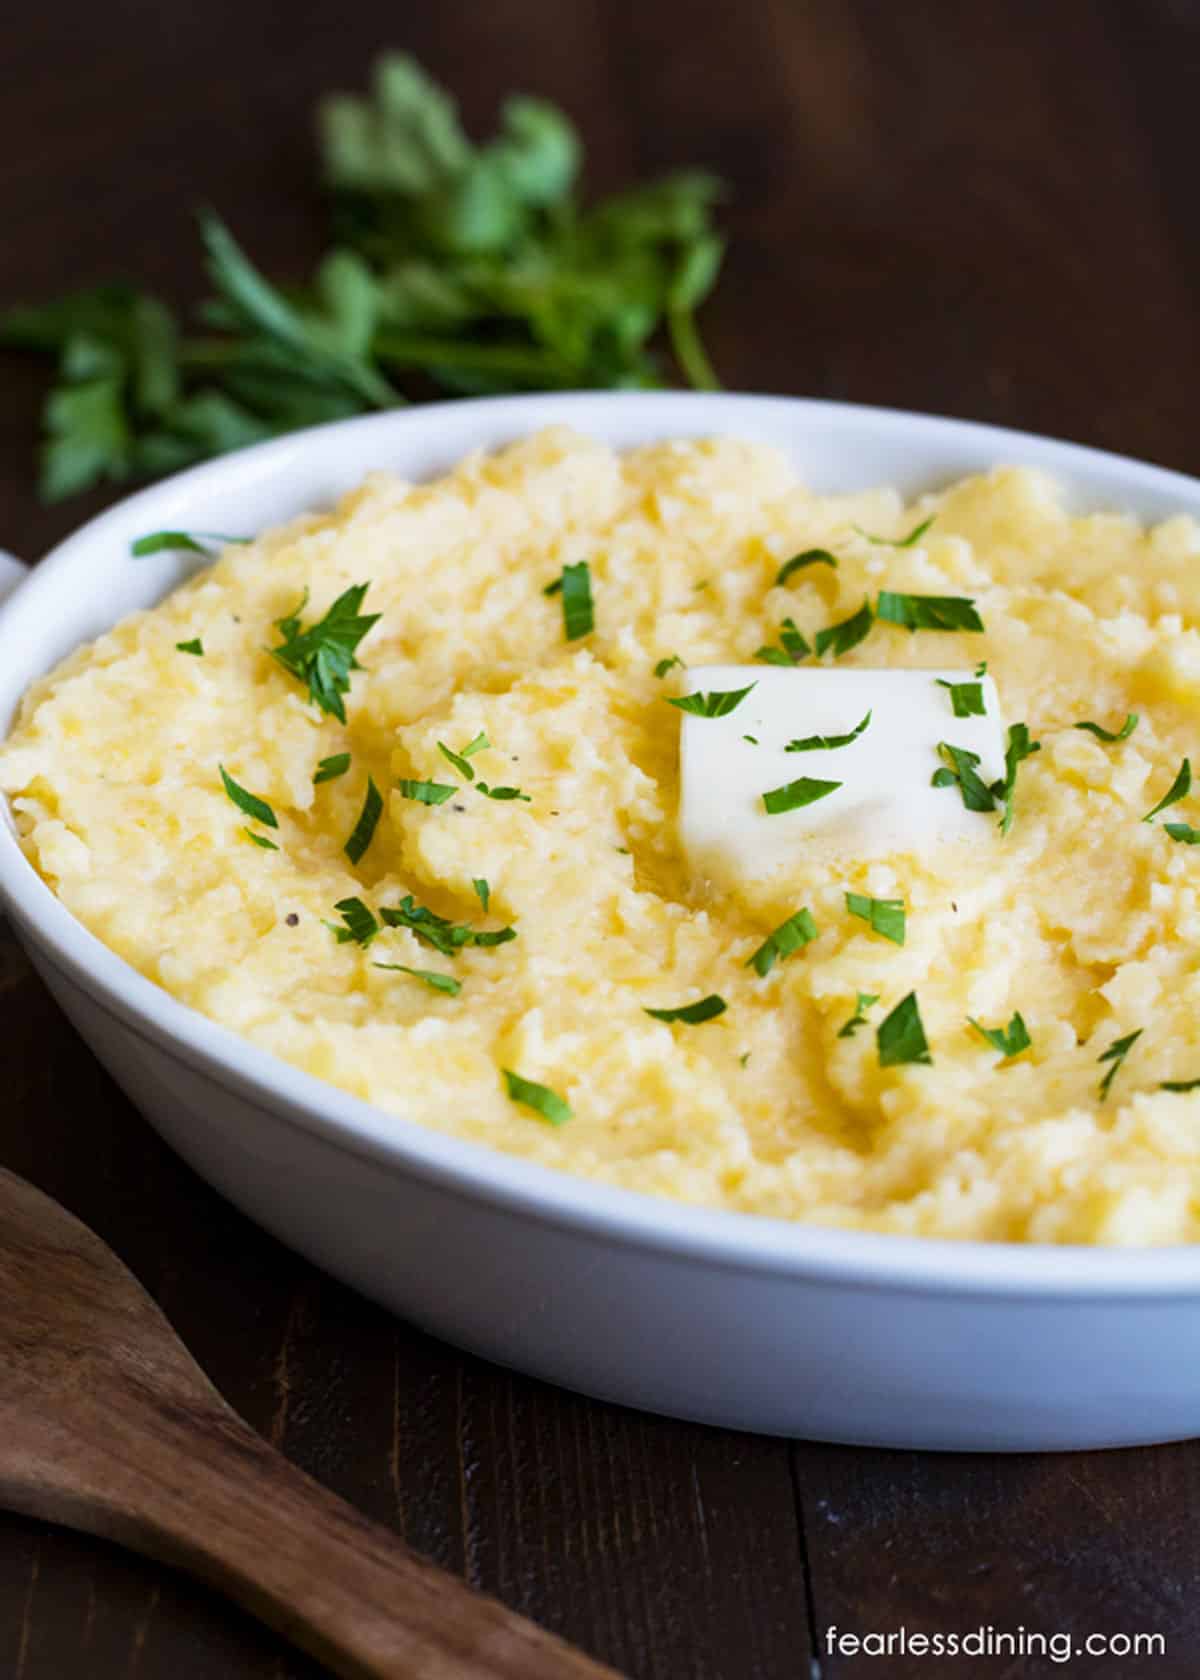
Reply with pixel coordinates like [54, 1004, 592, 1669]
[775, 549, 837, 587]
[2, 54, 726, 502]
[644, 994, 727, 1024]
[877, 992, 932, 1067]
[1074, 713, 1138, 743]
[837, 991, 879, 1038]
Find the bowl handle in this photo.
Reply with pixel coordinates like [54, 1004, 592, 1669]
[0, 552, 28, 605]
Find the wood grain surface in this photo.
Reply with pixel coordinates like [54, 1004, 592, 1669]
[3, 2, 1200, 1676]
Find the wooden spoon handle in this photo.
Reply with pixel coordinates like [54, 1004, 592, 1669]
[31, 1398, 619, 1680]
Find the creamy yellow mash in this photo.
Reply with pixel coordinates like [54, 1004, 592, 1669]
[6, 427, 1200, 1244]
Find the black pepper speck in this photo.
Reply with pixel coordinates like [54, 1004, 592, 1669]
[285, 913, 299, 927]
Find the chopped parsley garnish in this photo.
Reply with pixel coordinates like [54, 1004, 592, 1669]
[1143, 758, 1191, 823]
[756, 617, 811, 665]
[994, 723, 1041, 835]
[552, 559, 593, 640]
[476, 781, 531, 802]
[1074, 713, 1138, 743]
[472, 877, 490, 911]
[936, 676, 986, 717]
[502, 1069, 572, 1126]
[743, 734, 758, 744]
[669, 682, 756, 718]
[219, 764, 278, 829]
[243, 827, 278, 850]
[330, 896, 379, 945]
[762, 776, 841, 815]
[270, 582, 380, 723]
[313, 752, 351, 784]
[845, 892, 906, 946]
[644, 994, 727, 1024]
[654, 655, 684, 678]
[968, 1012, 1031, 1060]
[877, 992, 932, 1067]
[775, 549, 837, 587]
[542, 576, 563, 596]
[1098, 1028, 1142, 1101]
[1161, 1077, 1200, 1093]
[438, 730, 489, 781]
[344, 775, 383, 864]
[379, 894, 516, 955]
[853, 515, 935, 548]
[176, 637, 204, 656]
[397, 778, 457, 805]
[747, 908, 818, 977]
[786, 711, 871, 753]
[373, 962, 461, 996]
[931, 743, 996, 813]
[837, 991, 880, 1038]
[1165, 822, 1200, 844]
[876, 592, 984, 633]
[132, 530, 248, 556]
[814, 599, 874, 659]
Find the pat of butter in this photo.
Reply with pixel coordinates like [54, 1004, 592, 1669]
[678, 665, 1006, 881]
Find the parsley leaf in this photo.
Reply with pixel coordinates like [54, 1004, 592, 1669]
[747, 908, 818, 977]
[995, 723, 1041, 835]
[133, 529, 248, 556]
[472, 877, 490, 911]
[814, 599, 874, 660]
[877, 992, 932, 1067]
[270, 581, 380, 723]
[1161, 1077, 1200, 1093]
[373, 962, 461, 995]
[502, 1068, 572, 1125]
[876, 592, 984, 633]
[1098, 1028, 1142, 1101]
[968, 1012, 1032, 1059]
[330, 895, 380, 945]
[845, 892, 906, 946]
[669, 683, 756, 718]
[775, 549, 837, 587]
[243, 828, 278, 850]
[1074, 713, 1138, 743]
[438, 729, 489, 780]
[654, 655, 684, 678]
[1165, 821, 1200, 844]
[936, 677, 986, 717]
[344, 775, 383, 863]
[837, 991, 880, 1038]
[176, 638, 204, 656]
[644, 994, 727, 1024]
[314, 752, 351, 784]
[219, 764, 278, 829]
[853, 515, 935, 548]
[931, 743, 997, 813]
[397, 778, 457, 805]
[756, 617, 811, 665]
[379, 894, 516, 955]
[786, 711, 871, 753]
[1144, 758, 1191, 823]
[762, 777, 841, 815]
[476, 781, 531, 801]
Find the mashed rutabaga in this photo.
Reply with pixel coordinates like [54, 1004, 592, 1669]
[6, 427, 1200, 1244]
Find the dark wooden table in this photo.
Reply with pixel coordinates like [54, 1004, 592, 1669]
[3, 2, 1200, 1674]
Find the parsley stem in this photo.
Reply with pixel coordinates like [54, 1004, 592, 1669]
[667, 306, 721, 392]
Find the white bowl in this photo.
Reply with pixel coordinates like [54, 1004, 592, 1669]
[4, 391, 1200, 1452]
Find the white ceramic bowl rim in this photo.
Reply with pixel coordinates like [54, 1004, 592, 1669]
[5, 389, 1200, 1298]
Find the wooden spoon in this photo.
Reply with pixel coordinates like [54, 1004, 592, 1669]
[0, 1165, 620, 1679]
